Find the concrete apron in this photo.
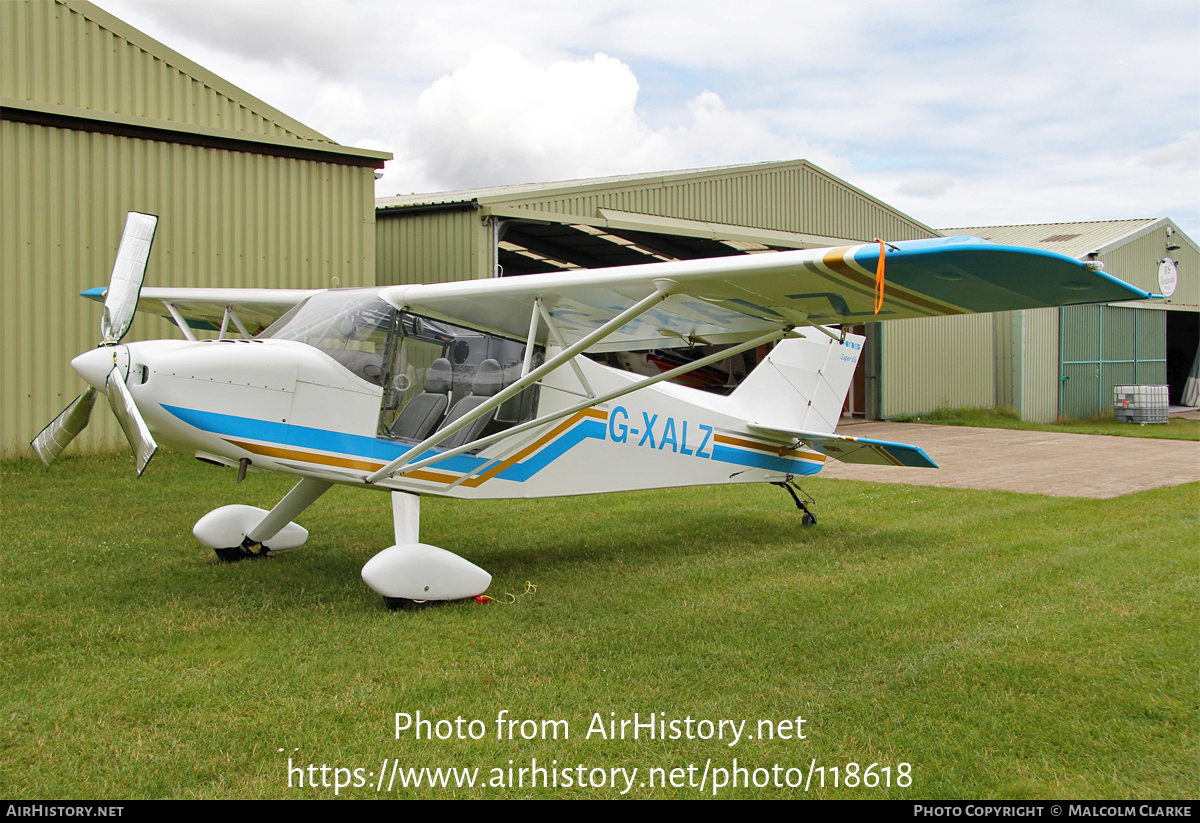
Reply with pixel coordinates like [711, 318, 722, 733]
[821, 422, 1200, 499]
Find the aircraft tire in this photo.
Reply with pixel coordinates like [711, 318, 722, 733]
[213, 545, 271, 561]
[383, 596, 433, 611]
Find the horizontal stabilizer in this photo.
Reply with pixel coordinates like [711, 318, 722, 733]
[747, 424, 938, 468]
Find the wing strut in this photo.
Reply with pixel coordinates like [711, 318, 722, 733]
[365, 286, 676, 484]
[380, 326, 794, 482]
[538, 300, 595, 399]
[163, 302, 198, 341]
[520, 299, 541, 377]
[228, 308, 251, 339]
[216, 306, 252, 340]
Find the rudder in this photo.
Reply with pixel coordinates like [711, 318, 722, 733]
[730, 330, 863, 435]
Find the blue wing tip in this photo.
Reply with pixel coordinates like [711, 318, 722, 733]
[859, 436, 939, 468]
[80, 287, 107, 300]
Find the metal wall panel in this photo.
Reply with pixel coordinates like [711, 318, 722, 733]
[1099, 231, 1162, 297]
[880, 314, 995, 417]
[1022, 307, 1060, 423]
[994, 309, 1056, 421]
[1, 120, 378, 458]
[993, 310, 1014, 409]
[375, 210, 488, 284]
[2, 1, 326, 141]
[1103, 228, 1199, 309]
[1059, 304, 1101, 418]
[1135, 309, 1168, 385]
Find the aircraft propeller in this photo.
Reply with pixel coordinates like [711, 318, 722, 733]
[31, 212, 160, 475]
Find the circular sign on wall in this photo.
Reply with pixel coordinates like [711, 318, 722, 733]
[1158, 257, 1178, 298]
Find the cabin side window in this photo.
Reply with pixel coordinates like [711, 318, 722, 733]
[377, 312, 542, 446]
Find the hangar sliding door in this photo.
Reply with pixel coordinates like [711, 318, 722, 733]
[1059, 305, 1167, 418]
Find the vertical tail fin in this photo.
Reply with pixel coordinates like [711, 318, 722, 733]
[730, 330, 863, 434]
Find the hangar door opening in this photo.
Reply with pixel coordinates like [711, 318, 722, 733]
[1166, 310, 1199, 406]
[493, 217, 798, 396]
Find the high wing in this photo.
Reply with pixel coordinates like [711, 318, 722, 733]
[382, 235, 1155, 351]
[82, 236, 1154, 349]
[81, 287, 318, 337]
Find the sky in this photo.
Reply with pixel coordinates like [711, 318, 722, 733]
[96, 0, 1200, 237]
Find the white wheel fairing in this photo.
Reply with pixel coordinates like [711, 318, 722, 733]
[361, 543, 492, 601]
[193, 504, 309, 551]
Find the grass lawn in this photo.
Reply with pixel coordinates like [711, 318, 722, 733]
[2, 451, 1196, 799]
[889, 406, 1200, 441]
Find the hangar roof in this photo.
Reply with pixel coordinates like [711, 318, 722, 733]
[2, 1, 390, 167]
[377, 163, 799, 210]
[378, 161, 937, 238]
[377, 160, 940, 279]
[939, 218, 1162, 259]
[941, 218, 1197, 307]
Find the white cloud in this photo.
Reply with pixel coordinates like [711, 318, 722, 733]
[1142, 132, 1200, 170]
[90, 0, 1200, 237]
[399, 46, 666, 189]
[384, 46, 838, 194]
[897, 175, 954, 199]
[304, 82, 371, 137]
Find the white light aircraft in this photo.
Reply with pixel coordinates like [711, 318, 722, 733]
[33, 212, 1155, 608]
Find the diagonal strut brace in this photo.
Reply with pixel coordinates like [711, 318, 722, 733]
[365, 287, 674, 484]
[383, 326, 796, 480]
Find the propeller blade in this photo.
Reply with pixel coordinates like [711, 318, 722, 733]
[30, 387, 98, 466]
[105, 366, 158, 476]
[100, 212, 158, 344]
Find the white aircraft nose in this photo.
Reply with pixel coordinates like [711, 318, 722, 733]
[71, 346, 120, 390]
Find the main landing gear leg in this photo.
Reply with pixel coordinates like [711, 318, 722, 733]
[193, 477, 333, 561]
[360, 491, 492, 610]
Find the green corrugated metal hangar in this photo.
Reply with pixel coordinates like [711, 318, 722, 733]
[1, 0, 390, 458]
[374, 163, 940, 284]
[6, 1, 1195, 463]
[375, 178, 1198, 424]
[374, 164, 946, 420]
[883, 219, 1198, 422]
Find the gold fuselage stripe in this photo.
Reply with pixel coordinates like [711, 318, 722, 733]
[714, 433, 825, 463]
[457, 408, 607, 487]
[224, 439, 460, 484]
[221, 407, 611, 488]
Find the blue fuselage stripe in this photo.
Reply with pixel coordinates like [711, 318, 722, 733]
[162, 405, 487, 473]
[496, 419, 608, 481]
[710, 443, 822, 475]
[163, 405, 822, 482]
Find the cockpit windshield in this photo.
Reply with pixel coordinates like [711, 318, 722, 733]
[259, 289, 396, 385]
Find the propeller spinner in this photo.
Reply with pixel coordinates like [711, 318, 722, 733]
[31, 212, 160, 475]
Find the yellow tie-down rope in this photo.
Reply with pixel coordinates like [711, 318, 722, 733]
[873, 238, 887, 314]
